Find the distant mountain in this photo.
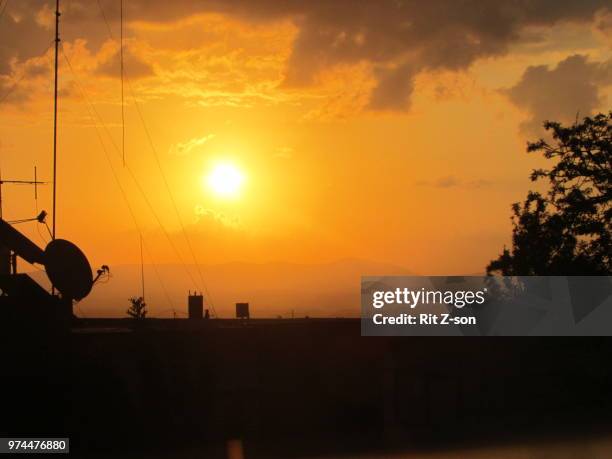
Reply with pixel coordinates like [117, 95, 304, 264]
[32, 259, 413, 318]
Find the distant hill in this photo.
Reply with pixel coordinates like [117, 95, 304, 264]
[31, 259, 413, 318]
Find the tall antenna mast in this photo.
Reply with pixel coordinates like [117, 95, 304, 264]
[52, 0, 60, 241]
[120, 0, 125, 166]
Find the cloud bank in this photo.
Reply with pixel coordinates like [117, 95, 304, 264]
[1, 0, 610, 111]
[506, 54, 612, 134]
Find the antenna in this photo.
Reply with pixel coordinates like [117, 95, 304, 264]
[0, 167, 48, 219]
[140, 233, 145, 301]
[52, 0, 60, 241]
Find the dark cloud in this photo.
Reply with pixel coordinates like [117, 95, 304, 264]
[1, 0, 610, 110]
[595, 9, 612, 42]
[417, 176, 492, 189]
[0, 2, 51, 75]
[219, 0, 611, 110]
[95, 46, 155, 80]
[506, 54, 612, 134]
[0, 79, 30, 105]
[0, 0, 113, 76]
[22, 57, 51, 79]
[369, 63, 416, 110]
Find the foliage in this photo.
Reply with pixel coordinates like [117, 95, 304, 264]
[488, 112, 611, 275]
[127, 296, 147, 320]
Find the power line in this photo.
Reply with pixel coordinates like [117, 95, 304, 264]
[0, 73, 26, 104]
[61, 45, 174, 301]
[94, 0, 218, 317]
[140, 233, 145, 301]
[120, 0, 125, 167]
[129, 85, 218, 318]
[61, 44, 198, 294]
[60, 46, 175, 313]
[95, 0, 113, 38]
[142, 237, 175, 311]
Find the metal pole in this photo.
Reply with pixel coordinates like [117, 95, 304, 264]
[140, 234, 145, 301]
[52, 0, 60, 241]
[0, 168, 3, 220]
[120, 0, 125, 166]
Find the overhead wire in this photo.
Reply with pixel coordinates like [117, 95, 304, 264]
[94, 0, 218, 317]
[6, 217, 39, 224]
[0, 2, 178, 317]
[129, 86, 218, 318]
[60, 45, 175, 315]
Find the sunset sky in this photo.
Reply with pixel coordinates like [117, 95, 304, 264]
[1, 1, 611, 315]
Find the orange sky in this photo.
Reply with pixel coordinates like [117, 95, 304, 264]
[1, 1, 611, 316]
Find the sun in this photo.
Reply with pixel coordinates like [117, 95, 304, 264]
[205, 162, 245, 198]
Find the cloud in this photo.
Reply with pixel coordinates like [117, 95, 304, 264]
[168, 134, 215, 155]
[417, 176, 492, 189]
[1, 0, 610, 112]
[194, 205, 241, 229]
[254, 0, 611, 110]
[0, 3, 50, 75]
[0, 1, 111, 75]
[369, 63, 416, 111]
[595, 9, 612, 45]
[435, 176, 460, 188]
[22, 58, 50, 79]
[95, 43, 155, 80]
[0, 79, 28, 105]
[0, 47, 54, 105]
[505, 54, 612, 134]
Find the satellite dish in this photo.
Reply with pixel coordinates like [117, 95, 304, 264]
[44, 239, 93, 300]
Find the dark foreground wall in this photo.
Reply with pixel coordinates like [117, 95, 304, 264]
[1, 319, 612, 458]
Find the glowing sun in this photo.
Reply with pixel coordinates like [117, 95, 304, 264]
[205, 163, 245, 198]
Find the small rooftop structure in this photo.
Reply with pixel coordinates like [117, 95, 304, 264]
[236, 302, 249, 319]
[188, 291, 203, 319]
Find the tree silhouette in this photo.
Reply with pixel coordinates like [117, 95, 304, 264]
[487, 112, 611, 276]
[127, 296, 147, 319]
